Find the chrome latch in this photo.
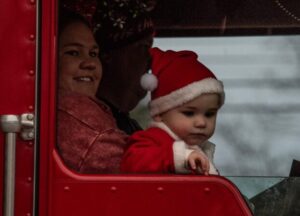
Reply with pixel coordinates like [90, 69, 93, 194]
[0, 115, 21, 133]
[20, 113, 35, 140]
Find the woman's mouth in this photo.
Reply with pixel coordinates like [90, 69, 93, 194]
[73, 76, 94, 82]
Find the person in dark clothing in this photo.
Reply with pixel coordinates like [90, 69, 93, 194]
[93, 0, 156, 134]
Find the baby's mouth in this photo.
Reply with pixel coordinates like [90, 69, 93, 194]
[73, 76, 94, 82]
[190, 133, 206, 139]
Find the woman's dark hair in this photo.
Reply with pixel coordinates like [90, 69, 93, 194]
[58, 8, 91, 36]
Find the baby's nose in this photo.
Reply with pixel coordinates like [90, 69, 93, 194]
[194, 116, 206, 127]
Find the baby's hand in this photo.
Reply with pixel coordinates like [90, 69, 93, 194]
[187, 150, 210, 175]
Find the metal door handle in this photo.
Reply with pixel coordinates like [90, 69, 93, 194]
[1, 115, 21, 216]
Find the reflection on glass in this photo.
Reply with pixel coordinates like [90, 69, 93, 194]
[228, 176, 300, 215]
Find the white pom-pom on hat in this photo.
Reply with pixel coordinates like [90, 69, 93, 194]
[140, 73, 158, 91]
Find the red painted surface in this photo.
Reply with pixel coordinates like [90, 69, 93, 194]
[38, 0, 58, 215]
[48, 150, 252, 216]
[2, 0, 252, 215]
[0, 0, 36, 215]
[0, 133, 3, 214]
[0, 0, 36, 114]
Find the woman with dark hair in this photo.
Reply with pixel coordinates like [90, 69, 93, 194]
[60, 0, 156, 135]
[57, 9, 128, 173]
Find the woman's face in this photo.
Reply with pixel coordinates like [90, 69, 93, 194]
[59, 22, 102, 97]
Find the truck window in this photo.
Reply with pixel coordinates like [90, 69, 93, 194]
[131, 35, 300, 215]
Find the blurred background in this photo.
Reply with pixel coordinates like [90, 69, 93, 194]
[132, 35, 300, 177]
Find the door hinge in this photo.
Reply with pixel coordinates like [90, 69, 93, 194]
[20, 113, 35, 140]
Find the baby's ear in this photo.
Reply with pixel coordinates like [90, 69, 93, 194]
[153, 115, 162, 122]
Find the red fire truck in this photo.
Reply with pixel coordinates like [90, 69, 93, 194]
[1, 0, 299, 215]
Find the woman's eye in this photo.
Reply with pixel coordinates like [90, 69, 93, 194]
[89, 51, 99, 57]
[182, 111, 194, 117]
[65, 50, 79, 56]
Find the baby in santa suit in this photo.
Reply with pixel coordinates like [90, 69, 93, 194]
[121, 47, 225, 175]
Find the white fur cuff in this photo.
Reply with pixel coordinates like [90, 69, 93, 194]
[173, 140, 192, 173]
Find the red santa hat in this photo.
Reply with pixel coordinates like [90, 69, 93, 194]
[140, 47, 225, 117]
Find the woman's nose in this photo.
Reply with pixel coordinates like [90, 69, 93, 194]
[80, 58, 97, 70]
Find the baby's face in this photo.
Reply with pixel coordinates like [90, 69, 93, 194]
[155, 94, 220, 146]
[59, 22, 102, 97]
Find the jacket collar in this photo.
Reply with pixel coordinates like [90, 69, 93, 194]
[149, 121, 180, 141]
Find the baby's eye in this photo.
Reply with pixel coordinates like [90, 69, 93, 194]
[205, 111, 217, 118]
[89, 50, 99, 57]
[182, 111, 195, 117]
[65, 50, 79, 56]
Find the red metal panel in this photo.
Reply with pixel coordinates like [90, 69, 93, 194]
[0, 133, 3, 214]
[0, 0, 36, 215]
[49, 151, 252, 216]
[0, 0, 36, 114]
[38, 0, 58, 215]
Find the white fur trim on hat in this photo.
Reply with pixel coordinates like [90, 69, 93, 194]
[149, 78, 224, 117]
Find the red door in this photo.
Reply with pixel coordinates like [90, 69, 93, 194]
[0, 0, 37, 215]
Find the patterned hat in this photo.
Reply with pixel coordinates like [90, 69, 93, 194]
[93, 0, 156, 51]
[61, 0, 97, 25]
[141, 47, 225, 117]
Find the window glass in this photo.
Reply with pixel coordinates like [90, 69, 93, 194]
[131, 35, 300, 177]
[130, 35, 300, 214]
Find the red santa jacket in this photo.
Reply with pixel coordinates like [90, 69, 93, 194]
[121, 122, 218, 174]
